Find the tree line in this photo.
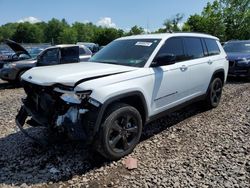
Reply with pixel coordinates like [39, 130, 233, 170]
[0, 0, 249, 45]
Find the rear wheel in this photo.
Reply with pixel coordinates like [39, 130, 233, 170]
[204, 77, 223, 109]
[97, 103, 142, 160]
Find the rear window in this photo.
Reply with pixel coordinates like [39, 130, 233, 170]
[205, 39, 220, 56]
[184, 37, 204, 59]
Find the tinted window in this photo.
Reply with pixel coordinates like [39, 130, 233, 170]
[79, 47, 86, 55]
[184, 37, 204, 59]
[40, 48, 59, 65]
[201, 39, 209, 56]
[205, 39, 220, 55]
[157, 37, 185, 62]
[61, 46, 79, 64]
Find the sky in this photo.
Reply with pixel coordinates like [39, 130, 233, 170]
[0, 0, 214, 31]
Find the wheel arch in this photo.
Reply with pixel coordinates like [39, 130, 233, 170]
[206, 68, 225, 94]
[211, 69, 225, 85]
[94, 91, 149, 133]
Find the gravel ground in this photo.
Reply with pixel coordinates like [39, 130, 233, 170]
[0, 78, 249, 188]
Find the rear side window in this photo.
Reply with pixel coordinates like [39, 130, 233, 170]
[157, 37, 186, 62]
[61, 46, 79, 64]
[184, 37, 204, 59]
[79, 47, 86, 55]
[205, 39, 220, 55]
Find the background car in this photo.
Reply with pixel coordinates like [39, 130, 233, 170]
[76, 42, 100, 54]
[224, 40, 250, 78]
[0, 44, 92, 83]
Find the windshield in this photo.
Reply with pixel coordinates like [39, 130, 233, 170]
[27, 48, 44, 58]
[89, 39, 161, 67]
[224, 41, 250, 53]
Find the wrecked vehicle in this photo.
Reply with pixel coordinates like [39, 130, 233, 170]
[16, 33, 228, 160]
[0, 42, 92, 83]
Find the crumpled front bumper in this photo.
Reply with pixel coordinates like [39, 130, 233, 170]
[16, 99, 97, 146]
[16, 105, 48, 146]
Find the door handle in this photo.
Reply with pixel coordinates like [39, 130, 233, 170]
[180, 65, 188, 72]
[208, 60, 213, 65]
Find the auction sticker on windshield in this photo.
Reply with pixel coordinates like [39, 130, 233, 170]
[135, 42, 152, 47]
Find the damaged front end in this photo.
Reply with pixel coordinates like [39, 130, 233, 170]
[16, 81, 101, 145]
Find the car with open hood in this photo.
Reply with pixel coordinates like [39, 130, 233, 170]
[0, 41, 92, 82]
[16, 33, 228, 160]
[224, 40, 250, 78]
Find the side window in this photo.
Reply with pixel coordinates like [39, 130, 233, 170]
[61, 46, 79, 64]
[39, 48, 59, 65]
[79, 47, 86, 55]
[184, 37, 204, 59]
[157, 37, 186, 62]
[201, 39, 209, 56]
[205, 39, 220, 56]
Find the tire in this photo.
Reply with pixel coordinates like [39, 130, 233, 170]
[204, 77, 223, 109]
[17, 70, 26, 83]
[97, 103, 142, 160]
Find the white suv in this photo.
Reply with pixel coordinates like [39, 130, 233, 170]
[16, 33, 228, 160]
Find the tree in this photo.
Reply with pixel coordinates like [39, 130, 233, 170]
[58, 28, 77, 44]
[127, 25, 144, 36]
[156, 13, 184, 33]
[72, 22, 97, 42]
[45, 18, 69, 44]
[95, 28, 123, 45]
[221, 0, 250, 40]
[0, 23, 18, 42]
[12, 22, 43, 43]
[185, 0, 250, 40]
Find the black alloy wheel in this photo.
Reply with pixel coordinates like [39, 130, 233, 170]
[99, 103, 142, 160]
[205, 77, 223, 109]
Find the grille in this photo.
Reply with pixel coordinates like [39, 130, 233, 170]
[22, 81, 57, 116]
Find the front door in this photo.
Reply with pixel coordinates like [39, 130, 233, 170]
[151, 37, 190, 115]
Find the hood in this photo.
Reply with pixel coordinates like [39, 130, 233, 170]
[13, 59, 37, 67]
[22, 62, 138, 86]
[227, 52, 250, 61]
[5, 39, 31, 58]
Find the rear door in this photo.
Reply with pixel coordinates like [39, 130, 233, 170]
[182, 37, 212, 97]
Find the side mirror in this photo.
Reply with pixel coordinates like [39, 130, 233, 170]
[152, 53, 176, 67]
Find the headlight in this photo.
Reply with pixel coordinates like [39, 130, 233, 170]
[237, 58, 250, 65]
[60, 93, 81, 104]
[75, 90, 92, 99]
[59, 90, 92, 104]
[3, 63, 16, 69]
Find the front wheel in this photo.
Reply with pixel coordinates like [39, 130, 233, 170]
[204, 77, 223, 109]
[98, 103, 142, 160]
